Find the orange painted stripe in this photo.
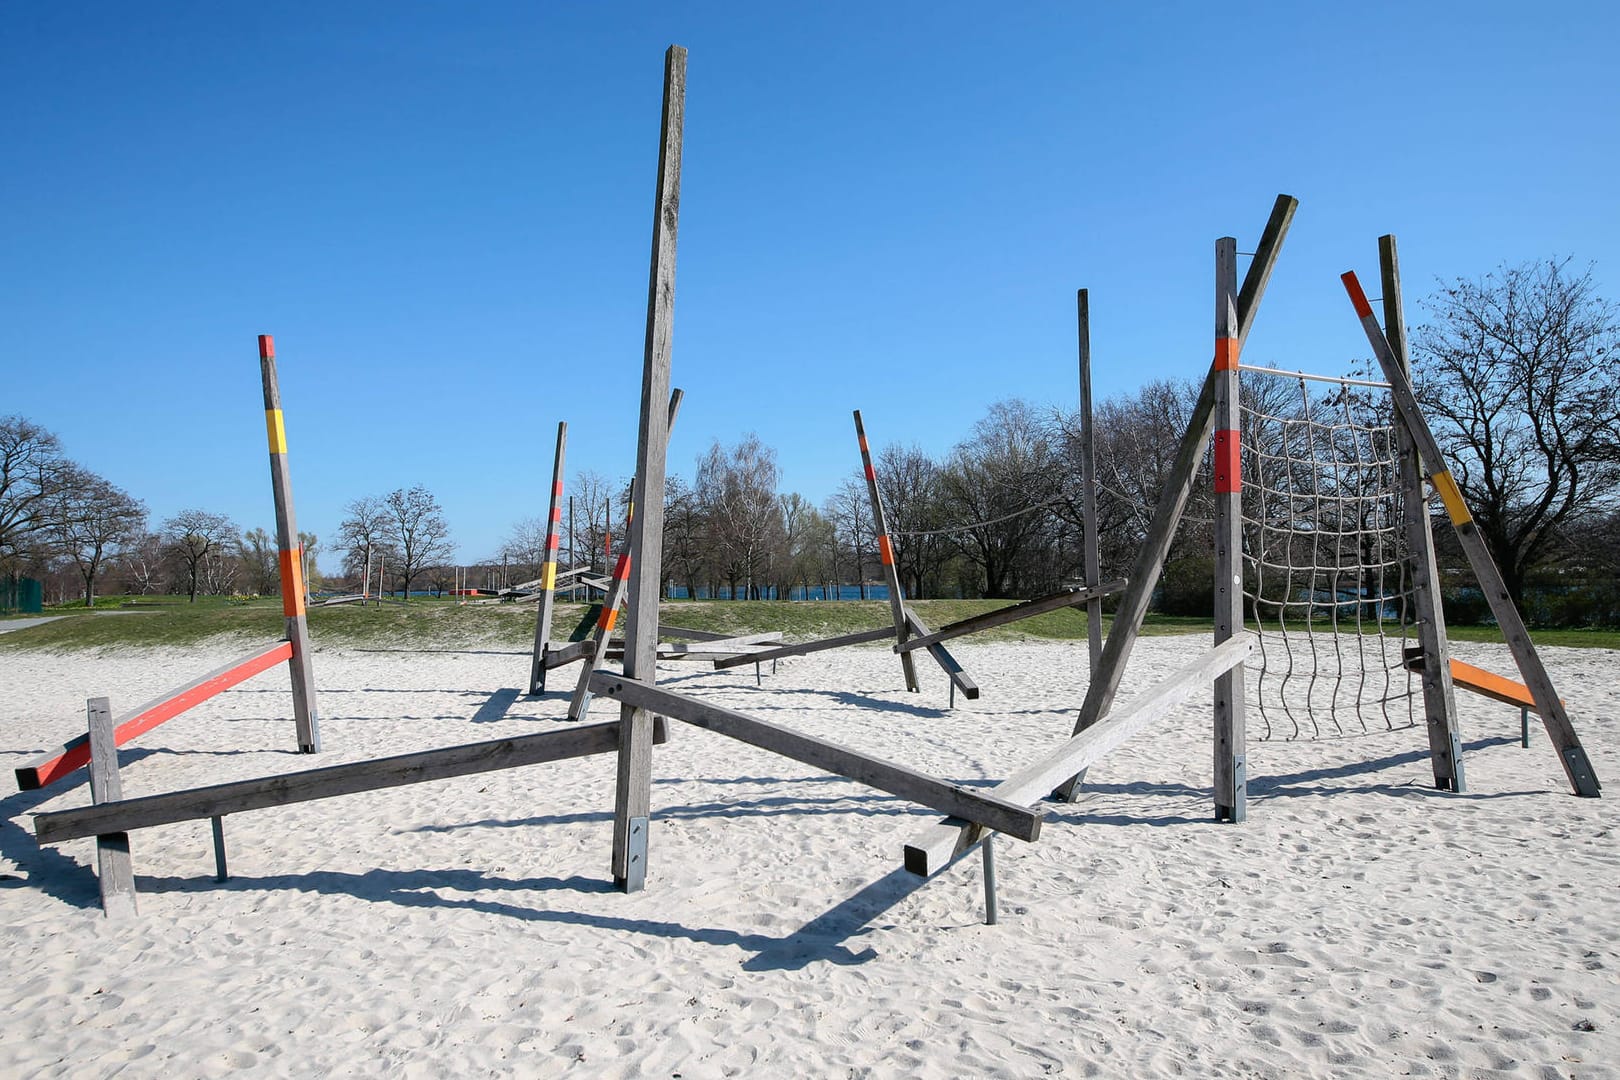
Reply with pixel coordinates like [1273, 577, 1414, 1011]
[279, 547, 306, 616]
[258, 334, 275, 360]
[613, 553, 632, 580]
[598, 606, 619, 632]
[1214, 430, 1241, 493]
[878, 535, 894, 565]
[1213, 336, 1240, 371]
[18, 641, 294, 789]
[1341, 271, 1373, 318]
[858, 434, 870, 454]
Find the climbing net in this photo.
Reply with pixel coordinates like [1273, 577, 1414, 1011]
[1238, 367, 1420, 739]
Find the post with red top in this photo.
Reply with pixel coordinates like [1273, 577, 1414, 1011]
[853, 409, 920, 692]
[259, 334, 321, 753]
[1212, 239, 1246, 822]
[529, 421, 568, 694]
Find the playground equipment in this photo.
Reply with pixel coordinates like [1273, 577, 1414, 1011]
[16, 336, 321, 794]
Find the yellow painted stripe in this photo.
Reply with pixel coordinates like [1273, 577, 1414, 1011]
[265, 409, 288, 455]
[541, 562, 557, 590]
[1432, 470, 1473, 526]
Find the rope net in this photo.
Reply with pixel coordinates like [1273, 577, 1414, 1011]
[1238, 369, 1420, 740]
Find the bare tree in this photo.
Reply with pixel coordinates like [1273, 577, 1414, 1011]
[383, 485, 454, 599]
[874, 443, 951, 599]
[337, 495, 395, 582]
[48, 465, 146, 606]
[571, 470, 615, 575]
[239, 527, 281, 596]
[117, 531, 168, 595]
[0, 416, 69, 572]
[164, 509, 239, 602]
[696, 435, 782, 599]
[825, 478, 874, 599]
[1412, 258, 1620, 604]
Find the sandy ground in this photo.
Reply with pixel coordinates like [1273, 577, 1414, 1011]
[1, 632, 1616, 1078]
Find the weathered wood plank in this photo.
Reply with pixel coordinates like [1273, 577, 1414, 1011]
[894, 582, 1127, 654]
[589, 672, 1042, 841]
[904, 611, 979, 700]
[86, 698, 138, 916]
[1053, 196, 1295, 803]
[1077, 289, 1104, 674]
[1342, 270, 1600, 798]
[904, 637, 1252, 877]
[1212, 238, 1246, 822]
[614, 45, 687, 890]
[36, 718, 668, 845]
[853, 410, 920, 691]
[711, 625, 897, 670]
[17, 641, 295, 791]
[529, 420, 569, 694]
[1381, 235, 1465, 792]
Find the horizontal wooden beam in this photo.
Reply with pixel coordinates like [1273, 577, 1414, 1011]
[903, 636, 1252, 877]
[895, 581, 1127, 654]
[16, 640, 294, 791]
[711, 625, 896, 670]
[904, 611, 979, 699]
[34, 717, 667, 844]
[588, 671, 1042, 841]
[541, 639, 595, 670]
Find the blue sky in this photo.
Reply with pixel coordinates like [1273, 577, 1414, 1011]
[4, 2, 1615, 573]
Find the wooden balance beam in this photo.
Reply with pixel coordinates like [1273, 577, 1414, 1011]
[1403, 648, 1550, 748]
[894, 580, 1128, 654]
[16, 641, 295, 791]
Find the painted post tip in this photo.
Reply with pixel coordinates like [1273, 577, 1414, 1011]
[258, 334, 275, 359]
[1341, 272, 1373, 318]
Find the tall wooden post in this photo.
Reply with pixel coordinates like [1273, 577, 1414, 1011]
[1342, 271, 1600, 798]
[259, 335, 320, 753]
[1054, 194, 1296, 802]
[613, 45, 685, 891]
[853, 409, 920, 691]
[1380, 236, 1465, 792]
[86, 697, 137, 916]
[1212, 240, 1246, 822]
[529, 421, 568, 694]
[1077, 290, 1103, 675]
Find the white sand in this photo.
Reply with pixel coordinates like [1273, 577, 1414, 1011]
[2, 633, 1616, 1078]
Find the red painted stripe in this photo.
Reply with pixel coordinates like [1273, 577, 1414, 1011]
[258, 334, 275, 360]
[878, 535, 894, 566]
[18, 641, 294, 789]
[1341, 271, 1373, 318]
[552, 481, 564, 497]
[1214, 429, 1241, 493]
[546, 534, 561, 550]
[550, 506, 562, 523]
[864, 464, 875, 482]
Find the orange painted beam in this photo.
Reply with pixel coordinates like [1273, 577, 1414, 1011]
[15, 641, 294, 790]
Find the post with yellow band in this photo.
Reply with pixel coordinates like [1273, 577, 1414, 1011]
[258, 334, 321, 753]
[853, 409, 920, 692]
[529, 421, 568, 694]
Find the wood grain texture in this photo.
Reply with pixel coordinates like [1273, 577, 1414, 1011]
[893, 582, 1126, 654]
[86, 697, 137, 917]
[529, 420, 569, 694]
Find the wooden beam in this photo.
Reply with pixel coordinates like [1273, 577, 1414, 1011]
[1342, 270, 1599, 797]
[614, 44, 687, 891]
[86, 697, 137, 917]
[35, 717, 668, 845]
[589, 671, 1042, 841]
[904, 637, 1251, 877]
[711, 625, 897, 670]
[1381, 235, 1465, 792]
[904, 610, 979, 700]
[17, 641, 295, 791]
[1212, 237, 1246, 823]
[1077, 289, 1104, 675]
[894, 581, 1127, 654]
[1052, 196, 1295, 802]
[529, 420, 569, 694]
[853, 409, 920, 691]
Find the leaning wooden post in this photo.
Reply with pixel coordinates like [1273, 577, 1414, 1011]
[1054, 194, 1296, 802]
[86, 697, 137, 917]
[259, 335, 320, 753]
[529, 421, 569, 694]
[853, 409, 921, 692]
[612, 44, 685, 892]
[1341, 270, 1599, 798]
[1380, 236, 1465, 792]
[1211, 239, 1246, 822]
[1077, 289, 1103, 676]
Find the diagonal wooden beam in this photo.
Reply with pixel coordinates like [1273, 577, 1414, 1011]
[711, 625, 897, 670]
[904, 610, 979, 700]
[588, 671, 1041, 840]
[895, 581, 1127, 654]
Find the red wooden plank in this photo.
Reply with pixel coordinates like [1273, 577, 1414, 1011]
[16, 641, 293, 790]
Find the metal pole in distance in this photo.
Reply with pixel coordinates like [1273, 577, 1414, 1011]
[259, 335, 321, 754]
[613, 44, 686, 891]
[1212, 241, 1246, 823]
[530, 421, 568, 694]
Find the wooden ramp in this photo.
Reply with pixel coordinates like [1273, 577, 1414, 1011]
[1404, 648, 1550, 748]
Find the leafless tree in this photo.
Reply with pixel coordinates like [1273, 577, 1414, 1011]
[0, 416, 70, 573]
[239, 527, 281, 596]
[337, 495, 395, 583]
[117, 531, 168, 595]
[1412, 258, 1620, 604]
[47, 465, 146, 606]
[696, 434, 782, 599]
[824, 478, 874, 599]
[874, 443, 952, 599]
[382, 485, 454, 599]
[164, 509, 239, 602]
